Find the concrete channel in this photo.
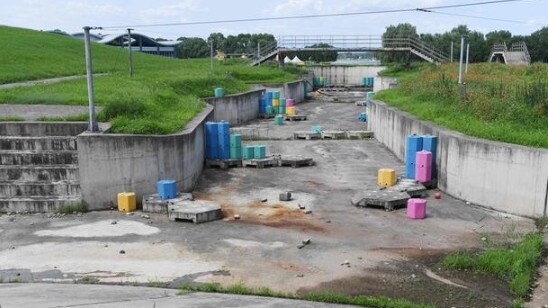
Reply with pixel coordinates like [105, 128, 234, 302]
[0, 90, 537, 307]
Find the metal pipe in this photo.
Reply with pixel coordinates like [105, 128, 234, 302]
[465, 43, 470, 73]
[83, 26, 98, 132]
[458, 36, 464, 84]
[127, 28, 133, 77]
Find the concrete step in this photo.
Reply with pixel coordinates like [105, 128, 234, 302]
[0, 165, 79, 181]
[0, 180, 80, 198]
[0, 196, 82, 213]
[0, 136, 77, 151]
[0, 150, 78, 165]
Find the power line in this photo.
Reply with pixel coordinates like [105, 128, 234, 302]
[421, 9, 526, 24]
[99, 0, 522, 29]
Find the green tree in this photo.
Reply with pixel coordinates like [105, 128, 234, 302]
[485, 30, 512, 48]
[285, 43, 337, 63]
[207, 32, 226, 52]
[176, 37, 209, 58]
[526, 27, 548, 62]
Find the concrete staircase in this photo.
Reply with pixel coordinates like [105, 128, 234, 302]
[0, 135, 82, 212]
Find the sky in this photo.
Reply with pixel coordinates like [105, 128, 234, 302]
[0, 0, 546, 40]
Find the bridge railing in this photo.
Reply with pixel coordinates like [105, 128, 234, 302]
[254, 35, 449, 63]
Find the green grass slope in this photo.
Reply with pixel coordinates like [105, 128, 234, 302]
[376, 63, 548, 148]
[0, 26, 301, 134]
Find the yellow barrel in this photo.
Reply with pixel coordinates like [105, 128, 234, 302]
[286, 106, 296, 115]
[117, 192, 136, 212]
[272, 98, 279, 107]
[377, 168, 396, 187]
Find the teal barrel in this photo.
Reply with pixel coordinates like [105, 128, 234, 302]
[274, 115, 284, 125]
[362, 77, 368, 86]
[280, 98, 286, 107]
[254, 145, 266, 159]
[242, 145, 254, 159]
[366, 91, 374, 101]
[230, 134, 242, 148]
[230, 147, 242, 159]
[279, 106, 286, 114]
[265, 105, 274, 115]
[311, 125, 322, 133]
[214, 87, 224, 97]
[272, 91, 280, 99]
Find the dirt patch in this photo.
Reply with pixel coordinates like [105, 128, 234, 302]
[298, 250, 514, 307]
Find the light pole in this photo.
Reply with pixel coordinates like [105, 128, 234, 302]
[83, 26, 99, 132]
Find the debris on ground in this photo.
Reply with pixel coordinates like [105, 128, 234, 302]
[119, 250, 125, 254]
[279, 192, 292, 201]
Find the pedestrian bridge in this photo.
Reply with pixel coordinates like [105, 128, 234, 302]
[252, 36, 449, 66]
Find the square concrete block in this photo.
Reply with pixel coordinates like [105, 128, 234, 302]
[377, 168, 396, 187]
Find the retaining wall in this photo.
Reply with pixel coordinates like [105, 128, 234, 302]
[250, 79, 309, 105]
[368, 100, 548, 217]
[310, 66, 385, 85]
[77, 105, 213, 210]
[0, 122, 89, 137]
[207, 89, 264, 125]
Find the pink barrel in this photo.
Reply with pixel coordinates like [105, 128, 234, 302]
[286, 98, 294, 107]
[415, 150, 432, 182]
[407, 198, 426, 219]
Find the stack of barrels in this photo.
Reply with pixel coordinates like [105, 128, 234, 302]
[243, 145, 266, 159]
[260, 91, 298, 118]
[205, 121, 230, 160]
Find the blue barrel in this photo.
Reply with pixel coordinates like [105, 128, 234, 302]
[157, 180, 177, 200]
[254, 145, 266, 159]
[405, 135, 423, 179]
[358, 112, 367, 122]
[265, 91, 273, 101]
[206, 146, 219, 160]
[214, 87, 224, 97]
[370, 77, 375, 87]
[259, 98, 267, 113]
[218, 122, 230, 159]
[422, 135, 438, 179]
[205, 122, 218, 148]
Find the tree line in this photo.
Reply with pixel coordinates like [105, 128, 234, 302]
[382, 23, 548, 63]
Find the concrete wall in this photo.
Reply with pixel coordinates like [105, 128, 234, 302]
[77, 105, 213, 210]
[310, 66, 386, 85]
[368, 100, 548, 217]
[207, 89, 264, 126]
[250, 79, 309, 104]
[373, 76, 398, 93]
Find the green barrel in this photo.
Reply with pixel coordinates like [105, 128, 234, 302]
[279, 106, 286, 114]
[311, 125, 322, 133]
[362, 77, 368, 86]
[366, 91, 374, 101]
[242, 145, 254, 159]
[280, 98, 286, 107]
[229, 134, 241, 148]
[265, 105, 274, 115]
[214, 87, 224, 97]
[230, 147, 242, 159]
[272, 91, 280, 99]
[254, 145, 266, 159]
[274, 115, 284, 125]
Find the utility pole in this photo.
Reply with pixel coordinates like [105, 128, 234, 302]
[210, 41, 213, 72]
[83, 26, 98, 132]
[257, 42, 261, 66]
[458, 36, 465, 84]
[465, 43, 470, 73]
[458, 36, 466, 101]
[127, 28, 133, 77]
[450, 41, 453, 62]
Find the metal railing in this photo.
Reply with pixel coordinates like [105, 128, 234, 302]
[253, 35, 449, 64]
[510, 41, 531, 64]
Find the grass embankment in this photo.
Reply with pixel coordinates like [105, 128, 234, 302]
[441, 232, 545, 306]
[375, 63, 548, 148]
[178, 282, 434, 308]
[0, 26, 300, 134]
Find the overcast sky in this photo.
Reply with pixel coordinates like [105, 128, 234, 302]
[0, 0, 546, 39]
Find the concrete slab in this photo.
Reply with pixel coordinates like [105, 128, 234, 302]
[293, 131, 321, 140]
[206, 159, 243, 169]
[351, 190, 410, 211]
[0, 283, 350, 308]
[279, 155, 314, 168]
[143, 193, 193, 214]
[242, 157, 279, 168]
[168, 199, 223, 223]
